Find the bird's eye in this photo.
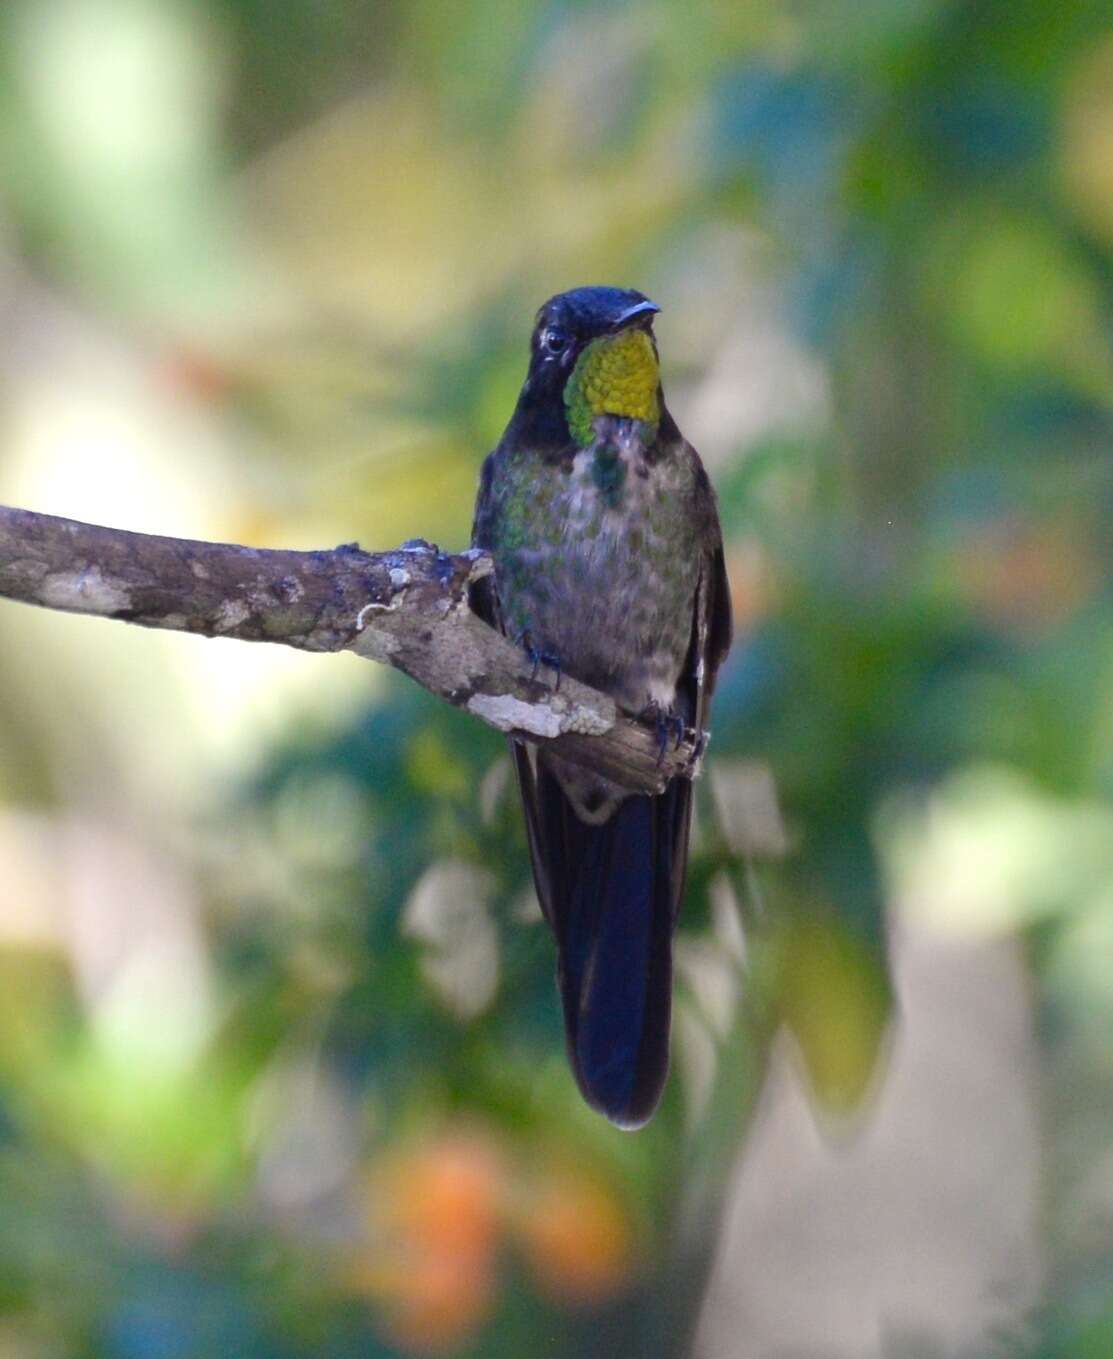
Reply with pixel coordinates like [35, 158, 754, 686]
[540, 326, 569, 355]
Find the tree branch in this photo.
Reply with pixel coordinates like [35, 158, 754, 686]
[0, 504, 703, 795]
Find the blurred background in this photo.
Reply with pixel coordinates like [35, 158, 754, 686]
[1, 1, 1112, 1355]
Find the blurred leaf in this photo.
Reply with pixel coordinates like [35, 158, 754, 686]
[922, 210, 1113, 396]
[773, 912, 891, 1118]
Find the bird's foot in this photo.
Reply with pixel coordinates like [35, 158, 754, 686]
[640, 700, 687, 765]
[516, 628, 562, 691]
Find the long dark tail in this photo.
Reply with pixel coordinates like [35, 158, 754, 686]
[514, 749, 691, 1129]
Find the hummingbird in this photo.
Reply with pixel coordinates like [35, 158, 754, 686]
[472, 287, 732, 1128]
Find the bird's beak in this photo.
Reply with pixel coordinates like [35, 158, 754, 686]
[612, 298, 661, 330]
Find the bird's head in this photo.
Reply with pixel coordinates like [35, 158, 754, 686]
[520, 286, 662, 448]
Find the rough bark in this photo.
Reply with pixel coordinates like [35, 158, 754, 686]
[0, 504, 705, 795]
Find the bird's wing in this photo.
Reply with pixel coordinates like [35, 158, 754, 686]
[664, 529, 732, 926]
[469, 449, 505, 632]
[687, 538, 733, 733]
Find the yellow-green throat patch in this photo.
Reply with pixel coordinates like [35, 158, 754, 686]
[564, 329, 660, 446]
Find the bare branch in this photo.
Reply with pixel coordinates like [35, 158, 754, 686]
[0, 504, 702, 795]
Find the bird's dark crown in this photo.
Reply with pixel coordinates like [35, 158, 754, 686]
[531, 287, 660, 358]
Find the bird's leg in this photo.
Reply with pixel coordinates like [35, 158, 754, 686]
[516, 627, 562, 691]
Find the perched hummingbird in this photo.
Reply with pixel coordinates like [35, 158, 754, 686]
[472, 287, 732, 1128]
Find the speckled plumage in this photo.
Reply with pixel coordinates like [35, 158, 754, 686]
[472, 287, 731, 1127]
[475, 416, 712, 820]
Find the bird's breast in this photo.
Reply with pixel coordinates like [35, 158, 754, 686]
[493, 427, 701, 712]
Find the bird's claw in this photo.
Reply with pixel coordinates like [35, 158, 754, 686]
[517, 628, 562, 691]
[641, 701, 688, 766]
